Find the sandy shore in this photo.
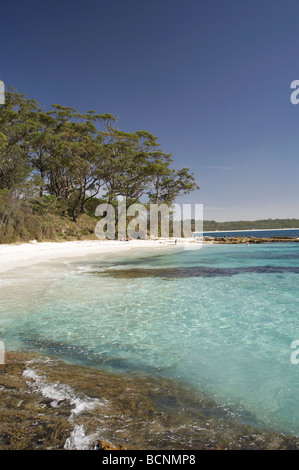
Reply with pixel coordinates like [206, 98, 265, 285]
[0, 238, 203, 274]
[2, 234, 296, 275]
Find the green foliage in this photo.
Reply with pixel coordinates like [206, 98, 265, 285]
[0, 88, 199, 243]
[202, 219, 299, 232]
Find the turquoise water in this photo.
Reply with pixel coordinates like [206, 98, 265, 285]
[1, 243, 299, 435]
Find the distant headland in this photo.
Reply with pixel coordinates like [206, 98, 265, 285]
[200, 218, 299, 232]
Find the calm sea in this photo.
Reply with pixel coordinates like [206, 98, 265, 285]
[1, 241, 299, 439]
[202, 229, 299, 238]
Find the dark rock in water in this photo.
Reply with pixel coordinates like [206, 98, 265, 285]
[204, 236, 299, 244]
[99, 265, 299, 279]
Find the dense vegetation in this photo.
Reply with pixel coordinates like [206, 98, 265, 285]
[0, 88, 199, 243]
[202, 219, 299, 232]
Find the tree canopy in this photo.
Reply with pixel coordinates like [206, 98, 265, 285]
[0, 88, 199, 243]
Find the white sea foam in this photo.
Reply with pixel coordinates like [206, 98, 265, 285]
[64, 424, 97, 450]
[23, 366, 105, 419]
[22, 366, 109, 450]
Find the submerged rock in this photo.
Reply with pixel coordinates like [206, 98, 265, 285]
[1, 352, 299, 450]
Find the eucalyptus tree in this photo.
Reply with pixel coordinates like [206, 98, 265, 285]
[0, 89, 39, 190]
[101, 127, 173, 206]
[45, 105, 113, 221]
[0, 87, 200, 244]
[28, 110, 57, 197]
[148, 167, 199, 205]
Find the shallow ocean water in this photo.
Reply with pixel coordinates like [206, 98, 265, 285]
[1, 242, 299, 438]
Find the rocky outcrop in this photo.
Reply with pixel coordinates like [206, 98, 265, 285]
[91, 439, 127, 450]
[2, 352, 299, 450]
[205, 236, 299, 244]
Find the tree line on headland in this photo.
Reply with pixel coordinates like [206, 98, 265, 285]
[0, 88, 199, 243]
[199, 218, 299, 232]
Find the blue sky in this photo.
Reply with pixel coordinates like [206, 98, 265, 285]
[1, 0, 299, 221]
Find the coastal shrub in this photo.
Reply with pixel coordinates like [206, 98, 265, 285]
[0, 225, 18, 244]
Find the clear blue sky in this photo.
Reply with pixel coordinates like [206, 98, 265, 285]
[1, 0, 299, 221]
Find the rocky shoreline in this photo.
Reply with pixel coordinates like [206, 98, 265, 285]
[204, 236, 299, 244]
[1, 352, 299, 450]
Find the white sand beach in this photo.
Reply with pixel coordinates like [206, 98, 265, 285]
[0, 237, 203, 274]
